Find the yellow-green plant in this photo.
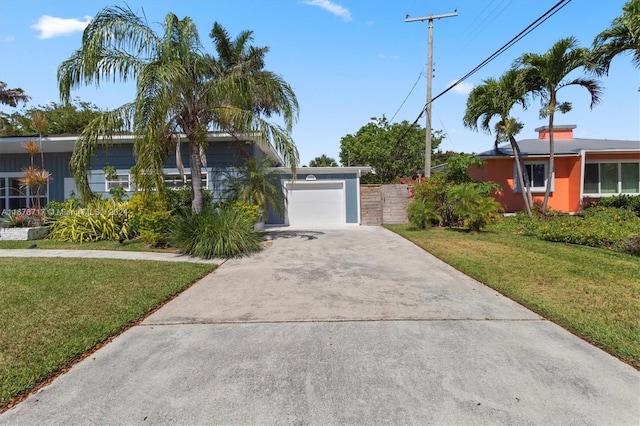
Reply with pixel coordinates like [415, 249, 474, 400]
[49, 198, 131, 243]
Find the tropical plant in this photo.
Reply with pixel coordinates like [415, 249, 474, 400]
[222, 158, 285, 218]
[309, 154, 338, 167]
[408, 154, 501, 230]
[169, 205, 262, 259]
[48, 198, 132, 243]
[463, 68, 533, 216]
[58, 5, 299, 213]
[516, 37, 602, 215]
[17, 140, 51, 212]
[592, 0, 640, 75]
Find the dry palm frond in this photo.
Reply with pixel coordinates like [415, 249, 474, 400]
[19, 166, 52, 188]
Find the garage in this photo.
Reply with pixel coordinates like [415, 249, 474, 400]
[285, 180, 346, 226]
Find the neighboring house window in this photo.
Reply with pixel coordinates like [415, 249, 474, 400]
[164, 172, 208, 190]
[515, 162, 549, 192]
[105, 174, 131, 192]
[0, 174, 49, 211]
[584, 162, 640, 196]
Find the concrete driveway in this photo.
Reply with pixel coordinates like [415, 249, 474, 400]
[1, 226, 638, 425]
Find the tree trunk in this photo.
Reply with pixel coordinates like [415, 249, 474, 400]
[189, 139, 204, 214]
[542, 101, 555, 215]
[510, 135, 531, 216]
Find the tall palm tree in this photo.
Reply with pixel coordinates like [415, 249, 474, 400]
[463, 69, 533, 215]
[0, 81, 30, 107]
[58, 5, 299, 213]
[516, 37, 602, 214]
[593, 0, 640, 75]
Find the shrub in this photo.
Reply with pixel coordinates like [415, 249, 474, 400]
[407, 162, 502, 232]
[126, 193, 172, 247]
[614, 235, 640, 256]
[169, 206, 261, 259]
[48, 199, 131, 243]
[523, 206, 640, 250]
[595, 195, 640, 217]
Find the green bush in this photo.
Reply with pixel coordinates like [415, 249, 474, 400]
[518, 206, 640, 253]
[407, 155, 502, 231]
[594, 195, 640, 217]
[48, 199, 131, 243]
[126, 193, 172, 247]
[169, 206, 262, 259]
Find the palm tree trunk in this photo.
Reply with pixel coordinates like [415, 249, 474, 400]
[509, 135, 531, 216]
[542, 105, 555, 215]
[189, 139, 204, 214]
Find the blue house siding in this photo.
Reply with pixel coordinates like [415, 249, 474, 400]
[0, 152, 71, 203]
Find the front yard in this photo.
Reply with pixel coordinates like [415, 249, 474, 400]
[0, 258, 215, 410]
[387, 223, 640, 370]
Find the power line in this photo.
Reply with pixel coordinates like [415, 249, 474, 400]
[389, 67, 424, 122]
[414, 0, 572, 125]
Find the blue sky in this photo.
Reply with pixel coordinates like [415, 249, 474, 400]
[1, 0, 638, 166]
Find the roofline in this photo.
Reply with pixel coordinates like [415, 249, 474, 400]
[275, 166, 372, 175]
[534, 124, 577, 132]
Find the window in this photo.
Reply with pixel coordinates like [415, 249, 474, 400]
[105, 174, 131, 192]
[583, 162, 640, 196]
[515, 162, 549, 192]
[163, 172, 208, 190]
[0, 175, 49, 212]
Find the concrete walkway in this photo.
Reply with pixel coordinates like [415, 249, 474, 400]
[0, 249, 221, 264]
[1, 226, 638, 425]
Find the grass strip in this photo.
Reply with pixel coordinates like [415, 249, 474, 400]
[0, 239, 171, 252]
[0, 258, 215, 408]
[386, 224, 640, 369]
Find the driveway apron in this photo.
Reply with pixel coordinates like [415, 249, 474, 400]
[1, 226, 638, 425]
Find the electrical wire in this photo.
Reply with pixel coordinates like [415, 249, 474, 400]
[416, 0, 572, 123]
[389, 67, 425, 122]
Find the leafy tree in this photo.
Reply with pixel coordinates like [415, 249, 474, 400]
[593, 0, 640, 75]
[339, 116, 445, 184]
[0, 81, 30, 107]
[463, 68, 534, 216]
[58, 5, 299, 212]
[516, 37, 602, 215]
[0, 98, 105, 136]
[309, 154, 338, 167]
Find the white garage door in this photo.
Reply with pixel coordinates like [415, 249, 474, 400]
[285, 181, 346, 226]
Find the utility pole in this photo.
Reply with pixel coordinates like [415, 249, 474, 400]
[405, 11, 457, 178]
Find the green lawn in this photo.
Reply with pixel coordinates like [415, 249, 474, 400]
[0, 258, 215, 409]
[0, 238, 173, 252]
[386, 224, 640, 369]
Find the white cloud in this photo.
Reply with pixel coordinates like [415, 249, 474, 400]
[303, 0, 352, 22]
[31, 15, 91, 39]
[448, 80, 474, 95]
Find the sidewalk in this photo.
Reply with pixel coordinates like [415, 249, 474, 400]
[0, 249, 222, 264]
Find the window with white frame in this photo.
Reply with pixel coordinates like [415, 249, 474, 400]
[0, 174, 49, 211]
[105, 173, 131, 191]
[163, 172, 209, 190]
[584, 162, 640, 196]
[515, 162, 549, 192]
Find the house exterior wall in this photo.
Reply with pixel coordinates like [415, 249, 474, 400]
[470, 156, 583, 213]
[0, 152, 71, 202]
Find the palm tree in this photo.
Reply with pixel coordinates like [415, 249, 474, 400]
[463, 69, 533, 215]
[58, 5, 299, 213]
[516, 37, 602, 214]
[222, 158, 285, 218]
[0, 81, 30, 107]
[309, 154, 338, 167]
[593, 0, 640, 75]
